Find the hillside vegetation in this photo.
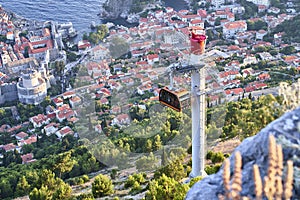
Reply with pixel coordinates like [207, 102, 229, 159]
[273, 15, 300, 43]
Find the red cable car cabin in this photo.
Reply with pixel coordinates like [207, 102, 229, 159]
[159, 87, 190, 112]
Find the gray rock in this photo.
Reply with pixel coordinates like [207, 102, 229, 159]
[102, 0, 133, 19]
[186, 107, 300, 200]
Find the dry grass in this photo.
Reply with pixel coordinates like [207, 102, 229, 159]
[210, 138, 241, 154]
[220, 134, 294, 200]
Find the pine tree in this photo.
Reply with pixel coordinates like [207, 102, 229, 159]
[145, 174, 189, 200]
[92, 174, 114, 198]
[52, 152, 76, 178]
[52, 182, 72, 200]
[16, 176, 30, 196]
[145, 139, 152, 153]
[153, 135, 162, 151]
[29, 186, 51, 200]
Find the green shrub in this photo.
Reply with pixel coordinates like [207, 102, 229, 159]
[206, 150, 213, 159]
[76, 193, 95, 200]
[186, 165, 192, 176]
[129, 181, 142, 194]
[125, 173, 146, 189]
[76, 177, 85, 185]
[67, 178, 77, 186]
[125, 175, 135, 189]
[211, 152, 225, 164]
[205, 164, 222, 175]
[110, 169, 118, 179]
[81, 175, 89, 183]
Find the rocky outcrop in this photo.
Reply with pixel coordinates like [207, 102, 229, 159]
[186, 107, 300, 199]
[101, 0, 133, 19]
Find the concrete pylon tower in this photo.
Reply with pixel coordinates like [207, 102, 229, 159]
[189, 27, 207, 178]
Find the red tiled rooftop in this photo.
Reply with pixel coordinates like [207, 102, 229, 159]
[21, 153, 34, 163]
[63, 91, 76, 97]
[31, 114, 48, 124]
[16, 131, 28, 139]
[53, 97, 63, 104]
[70, 96, 81, 103]
[59, 126, 74, 136]
[24, 135, 37, 145]
[224, 21, 246, 30]
[2, 143, 16, 151]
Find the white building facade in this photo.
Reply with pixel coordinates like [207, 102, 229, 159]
[246, 0, 270, 7]
[223, 21, 247, 39]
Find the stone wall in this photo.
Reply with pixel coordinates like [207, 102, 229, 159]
[0, 83, 18, 104]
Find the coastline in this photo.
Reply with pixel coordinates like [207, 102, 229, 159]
[1, 0, 190, 42]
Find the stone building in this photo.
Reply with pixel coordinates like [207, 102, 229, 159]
[17, 69, 47, 105]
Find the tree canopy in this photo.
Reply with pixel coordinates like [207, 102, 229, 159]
[92, 174, 114, 198]
[272, 14, 300, 43]
[109, 37, 130, 59]
[145, 174, 189, 200]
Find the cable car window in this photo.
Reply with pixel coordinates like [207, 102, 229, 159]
[159, 88, 183, 112]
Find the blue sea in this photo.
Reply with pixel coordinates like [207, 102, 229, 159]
[0, 0, 188, 35]
[0, 0, 105, 36]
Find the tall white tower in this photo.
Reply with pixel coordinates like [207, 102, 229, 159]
[189, 27, 207, 178]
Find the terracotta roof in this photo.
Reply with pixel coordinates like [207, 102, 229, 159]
[100, 98, 109, 104]
[53, 97, 63, 104]
[59, 126, 74, 136]
[219, 70, 240, 78]
[7, 125, 22, 133]
[284, 56, 297, 63]
[191, 19, 203, 24]
[63, 91, 76, 98]
[232, 88, 244, 95]
[70, 96, 81, 103]
[57, 110, 75, 120]
[258, 73, 270, 80]
[254, 83, 267, 89]
[245, 86, 255, 93]
[31, 114, 48, 125]
[2, 143, 16, 151]
[21, 153, 34, 164]
[116, 114, 130, 122]
[47, 113, 56, 119]
[136, 61, 148, 65]
[28, 40, 53, 54]
[100, 88, 111, 96]
[44, 122, 58, 129]
[16, 131, 28, 139]
[224, 21, 246, 30]
[67, 117, 79, 123]
[24, 135, 37, 145]
[227, 45, 240, 51]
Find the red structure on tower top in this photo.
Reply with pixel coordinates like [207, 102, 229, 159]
[190, 27, 206, 55]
